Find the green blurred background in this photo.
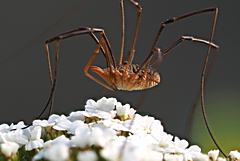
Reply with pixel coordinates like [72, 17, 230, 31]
[190, 90, 240, 153]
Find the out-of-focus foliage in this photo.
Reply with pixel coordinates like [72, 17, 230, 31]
[190, 91, 240, 154]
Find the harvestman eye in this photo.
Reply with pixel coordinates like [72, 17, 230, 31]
[23, 0, 226, 158]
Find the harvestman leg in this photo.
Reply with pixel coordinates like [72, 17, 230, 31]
[38, 27, 116, 119]
[119, 0, 142, 65]
[117, 2, 143, 159]
[136, 7, 226, 157]
[148, 35, 218, 71]
[161, 35, 219, 55]
[119, 0, 148, 113]
[138, 7, 219, 69]
[83, 34, 117, 91]
[119, 0, 125, 65]
[199, 8, 226, 157]
[126, 0, 142, 64]
[185, 49, 218, 138]
[147, 35, 219, 70]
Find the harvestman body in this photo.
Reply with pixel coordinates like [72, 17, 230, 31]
[36, 0, 227, 158]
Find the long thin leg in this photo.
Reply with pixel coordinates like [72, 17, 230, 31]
[47, 41, 60, 116]
[83, 43, 114, 91]
[138, 7, 219, 71]
[137, 7, 226, 156]
[38, 27, 116, 119]
[162, 35, 219, 56]
[147, 35, 219, 73]
[37, 41, 60, 119]
[162, 36, 219, 137]
[159, 36, 219, 140]
[46, 27, 116, 68]
[117, 2, 144, 155]
[126, 0, 142, 64]
[119, 0, 125, 65]
[185, 49, 218, 137]
[200, 9, 227, 157]
[36, 43, 55, 119]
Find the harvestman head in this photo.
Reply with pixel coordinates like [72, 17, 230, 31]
[35, 0, 227, 158]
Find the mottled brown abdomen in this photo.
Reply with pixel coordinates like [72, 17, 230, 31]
[95, 64, 161, 91]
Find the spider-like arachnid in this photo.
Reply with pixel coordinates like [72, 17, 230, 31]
[37, 0, 226, 157]
[43, 1, 218, 94]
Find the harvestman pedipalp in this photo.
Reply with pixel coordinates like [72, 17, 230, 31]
[35, 0, 226, 158]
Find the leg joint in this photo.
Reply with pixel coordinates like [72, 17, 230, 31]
[163, 17, 176, 24]
[129, 0, 142, 12]
[181, 35, 193, 41]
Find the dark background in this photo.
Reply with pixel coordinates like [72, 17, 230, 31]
[0, 0, 239, 152]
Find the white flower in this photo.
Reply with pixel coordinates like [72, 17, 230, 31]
[171, 137, 189, 153]
[141, 150, 163, 161]
[155, 132, 173, 148]
[101, 119, 129, 132]
[33, 136, 70, 161]
[32, 151, 45, 161]
[71, 126, 114, 148]
[115, 102, 135, 120]
[44, 135, 70, 148]
[32, 119, 54, 127]
[90, 127, 115, 147]
[25, 139, 44, 151]
[77, 151, 97, 161]
[121, 146, 151, 161]
[68, 111, 85, 122]
[164, 153, 184, 161]
[0, 97, 238, 161]
[183, 153, 193, 161]
[39, 114, 72, 131]
[191, 153, 209, 161]
[102, 133, 161, 161]
[52, 116, 72, 131]
[148, 120, 164, 137]
[125, 114, 162, 136]
[81, 110, 113, 120]
[44, 144, 69, 161]
[186, 145, 201, 153]
[25, 126, 44, 151]
[184, 146, 204, 161]
[100, 139, 122, 161]
[208, 150, 219, 161]
[174, 137, 189, 149]
[0, 124, 10, 133]
[217, 157, 226, 161]
[9, 121, 26, 130]
[3, 129, 28, 145]
[229, 150, 240, 161]
[70, 126, 91, 148]
[0, 141, 19, 157]
[86, 128, 106, 147]
[67, 120, 86, 135]
[0, 133, 7, 143]
[101, 136, 134, 161]
[48, 114, 61, 124]
[83, 97, 118, 120]
[85, 97, 117, 112]
[29, 126, 42, 140]
[126, 133, 158, 149]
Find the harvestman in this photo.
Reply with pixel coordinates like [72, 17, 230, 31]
[36, 0, 226, 158]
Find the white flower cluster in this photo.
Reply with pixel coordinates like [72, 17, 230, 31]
[0, 97, 238, 161]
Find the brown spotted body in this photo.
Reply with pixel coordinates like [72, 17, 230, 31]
[91, 63, 160, 91]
